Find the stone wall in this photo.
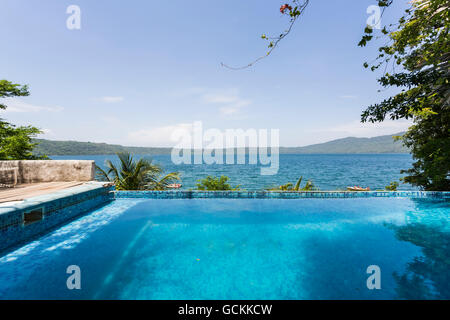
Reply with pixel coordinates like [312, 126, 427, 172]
[0, 160, 95, 184]
[0, 168, 18, 185]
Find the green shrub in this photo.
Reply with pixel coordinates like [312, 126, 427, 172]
[196, 175, 240, 191]
[268, 176, 318, 191]
[385, 181, 399, 191]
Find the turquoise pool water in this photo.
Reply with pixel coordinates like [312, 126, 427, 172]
[0, 198, 448, 299]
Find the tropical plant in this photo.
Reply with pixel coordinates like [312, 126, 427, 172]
[223, 0, 310, 69]
[385, 181, 399, 191]
[268, 176, 317, 191]
[359, 0, 449, 190]
[0, 80, 30, 109]
[0, 124, 45, 160]
[0, 80, 47, 160]
[276, 182, 294, 191]
[250, 0, 449, 191]
[96, 152, 180, 190]
[196, 175, 240, 191]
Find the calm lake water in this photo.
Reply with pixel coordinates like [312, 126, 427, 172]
[52, 154, 416, 191]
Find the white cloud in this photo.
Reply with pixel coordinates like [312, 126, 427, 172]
[200, 89, 251, 116]
[101, 116, 122, 125]
[38, 128, 56, 138]
[1, 98, 63, 113]
[41, 128, 53, 135]
[202, 93, 240, 104]
[97, 96, 124, 103]
[219, 106, 240, 115]
[175, 87, 207, 97]
[219, 99, 251, 115]
[171, 87, 252, 116]
[127, 123, 194, 147]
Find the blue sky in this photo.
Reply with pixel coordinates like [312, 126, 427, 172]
[0, 0, 411, 147]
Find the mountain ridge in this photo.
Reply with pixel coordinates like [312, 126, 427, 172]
[279, 132, 408, 154]
[32, 132, 409, 156]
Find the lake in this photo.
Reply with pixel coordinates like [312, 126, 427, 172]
[52, 154, 416, 191]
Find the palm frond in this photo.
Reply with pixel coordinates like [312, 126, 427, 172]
[101, 152, 181, 191]
[294, 176, 303, 191]
[302, 180, 315, 191]
[105, 160, 119, 179]
[95, 165, 111, 182]
[145, 171, 180, 190]
[158, 172, 181, 185]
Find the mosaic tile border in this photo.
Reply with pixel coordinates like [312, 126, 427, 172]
[115, 190, 450, 199]
[0, 182, 114, 253]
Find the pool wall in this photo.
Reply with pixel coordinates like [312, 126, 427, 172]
[0, 182, 114, 252]
[115, 190, 450, 199]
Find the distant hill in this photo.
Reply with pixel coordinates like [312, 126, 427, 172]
[32, 133, 409, 156]
[32, 139, 172, 156]
[279, 133, 409, 154]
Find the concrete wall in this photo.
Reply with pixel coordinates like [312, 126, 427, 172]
[0, 168, 18, 185]
[0, 160, 95, 184]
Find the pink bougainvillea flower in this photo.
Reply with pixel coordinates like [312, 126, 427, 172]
[280, 4, 292, 14]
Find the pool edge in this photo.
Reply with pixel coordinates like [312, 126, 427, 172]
[114, 190, 450, 199]
[0, 182, 114, 253]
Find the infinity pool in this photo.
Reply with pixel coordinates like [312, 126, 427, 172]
[0, 198, 448, 299]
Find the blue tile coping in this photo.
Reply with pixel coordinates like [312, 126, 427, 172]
[0, 182, 114, 253]
[114, 190, 450, 199]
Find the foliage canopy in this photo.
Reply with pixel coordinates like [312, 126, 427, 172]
[359, 0, 449, 190]
[0, 80, 46, 160]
